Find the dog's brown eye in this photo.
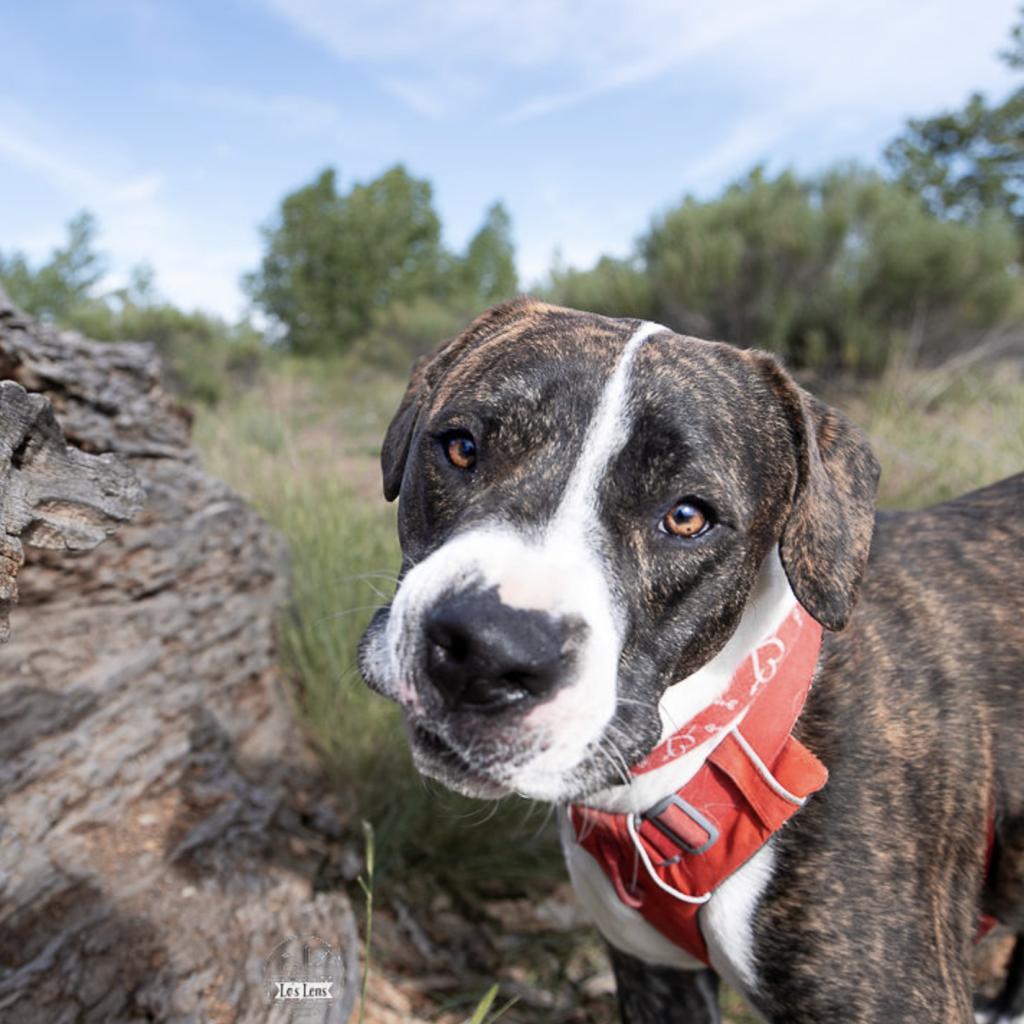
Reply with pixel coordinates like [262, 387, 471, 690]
[443, 431, 476, 470]
[661, 501, 710, 538]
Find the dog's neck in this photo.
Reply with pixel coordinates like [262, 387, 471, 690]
[583, 548, 798, 814]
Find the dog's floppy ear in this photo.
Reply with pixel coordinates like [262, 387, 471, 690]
[381, 297, 543, 501]
[753, 353, 880, 631]
[381, 353, 433, 501]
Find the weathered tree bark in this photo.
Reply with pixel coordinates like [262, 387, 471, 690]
[0, 293, 359, 1023]
[0, 377, 142, 641]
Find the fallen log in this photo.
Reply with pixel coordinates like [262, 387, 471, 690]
[0, 376, 142, 641]
[0, 292, 359, 1023]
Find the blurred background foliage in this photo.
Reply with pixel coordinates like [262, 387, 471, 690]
[3, 8, 1023, 388]
[241, 164, 518, 361]
[0, 210, 265, 404]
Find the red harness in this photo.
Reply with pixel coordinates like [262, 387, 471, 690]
[571, 604, 1000, 964]
[570, 603, 827, 965]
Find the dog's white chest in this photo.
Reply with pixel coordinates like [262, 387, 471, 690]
[561, 813, 773, 1016]
[701, 841, 775, 1017]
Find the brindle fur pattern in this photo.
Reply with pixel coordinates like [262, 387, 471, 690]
[367, 300, 1024, 1022]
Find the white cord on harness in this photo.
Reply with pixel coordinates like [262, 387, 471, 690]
[730, 726, 806, 806]
[625, 813, 712, 905]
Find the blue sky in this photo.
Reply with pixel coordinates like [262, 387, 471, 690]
[1, 0, 1019, 319]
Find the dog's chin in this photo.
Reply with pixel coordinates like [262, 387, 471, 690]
[407, 722, 514, 799]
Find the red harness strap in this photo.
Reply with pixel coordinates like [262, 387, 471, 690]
[570, 604, 828, 966]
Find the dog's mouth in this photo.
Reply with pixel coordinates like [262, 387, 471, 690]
[406, 719, 514, 798]
[408, 721, 465, 764]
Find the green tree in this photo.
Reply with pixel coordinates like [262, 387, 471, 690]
[885, 8, 1024, 235]
[459, 201, 517, 303]
[643, 167, 827, 355]
[356, 202, 520, 372]
[243, 168, 349, 353]
[544, 253, 654, 321]
[0, 211, 106, 321]
[245, 165, 446, 354]
[343, 165, 445, 316]
[625, 165, 1017, 372]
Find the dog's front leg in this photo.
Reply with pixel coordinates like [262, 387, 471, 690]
[608, 946, 721, 1023]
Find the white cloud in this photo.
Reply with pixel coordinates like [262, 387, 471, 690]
[262, 0, 1020, 122]
[262, 0, 589, 67]
[108, 172, 165, 204]
[379, 76, 447, 118]
[669, 95, 832, 195]
[263, 0, 808, 116]
[379, 69, 483, 119]
[503, 0, 816, 123]
[0, 111, 125, 203]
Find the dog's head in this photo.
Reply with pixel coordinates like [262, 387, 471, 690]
[358, 299, 879, 802]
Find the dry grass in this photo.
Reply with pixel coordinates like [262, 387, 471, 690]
[852, 359, 1024, 508]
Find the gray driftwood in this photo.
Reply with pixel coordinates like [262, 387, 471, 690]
[0, 293, 359, 1023]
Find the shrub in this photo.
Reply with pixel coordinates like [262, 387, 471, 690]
[640, 166, 1021, 373]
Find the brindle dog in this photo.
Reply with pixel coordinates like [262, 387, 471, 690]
[358, 299, 1024, 1023]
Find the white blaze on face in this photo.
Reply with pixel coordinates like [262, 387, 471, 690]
[547, 320, 667, 547]
[375, 321, 666, 801]
[512, 321, 667, 797]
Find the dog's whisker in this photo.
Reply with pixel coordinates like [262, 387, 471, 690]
[526, 802, 555, 844]
[615, 696, 655, 710]
[594, 739, 631, 787]
[326, 570, 401, 586]
[575, 806, 599, 843]
[445, 797, 492, 825]
[527, 799, 559, 840]
[600, 725, 635, 783]
[331, 665, 367, 692]
[360, 580, 392, 602]
[471, 798, 507, 828]
[312, 603, 388, 627]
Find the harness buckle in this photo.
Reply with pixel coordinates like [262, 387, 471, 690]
[641, 794, 719, 859]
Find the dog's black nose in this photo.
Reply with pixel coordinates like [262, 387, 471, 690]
[423, 590, 567, 711]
